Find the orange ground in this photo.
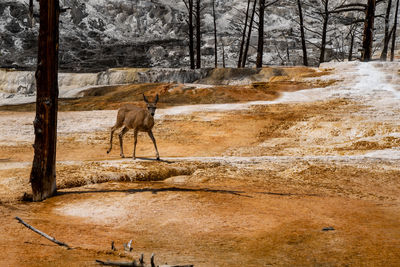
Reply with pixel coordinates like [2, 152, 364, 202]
[0, 66, 399, 266]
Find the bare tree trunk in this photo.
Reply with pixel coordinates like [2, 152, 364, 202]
[222, 43, 226, 68]
[29, 0, 34, 27]
[256, 0, 265, 68]
[319, 0, 329, 64]
[362, 0, 376, 61]
[242, 0, 257, 67]
[196, 0, 201, 69]
[188, 0, 195, 69]
[380, 0, 392, 60]
[212, 0, 218, 68]
[348, 30, 355, 61]
[297, 0, 308, 66]
[30, 0, 60, 201]
[391, 0, 399, 61]
[238, 0, 251, 68]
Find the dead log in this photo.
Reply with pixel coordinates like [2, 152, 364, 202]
[95, 253, 194, 267]
[15, 216, 71, 249]
[95, 259, 139, 266]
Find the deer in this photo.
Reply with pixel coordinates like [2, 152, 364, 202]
[107, 94, 160, 160]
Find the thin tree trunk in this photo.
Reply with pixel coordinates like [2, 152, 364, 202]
[297, 0, 308, 66]
[29, 0, 34, 27]
[362, 0, 376, 61]
[242, 0, 257, 67]
[286, 43, 290, 64]
[319, 0, 329, 64]
[380, 0, 392, 60]
[238, 0, 251, 68]
[212, 0, 218, 68]
[391, 0, 399, 61]
[196, 0, 201, 69]
[348, 31, 355, 61]
[256, 0, 265, 68]
[30, 0, 60, 201]
[188, 0, 195, 69]
[222, 44, 226, 68]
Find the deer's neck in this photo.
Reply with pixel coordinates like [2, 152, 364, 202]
[143, 112, 155, 130]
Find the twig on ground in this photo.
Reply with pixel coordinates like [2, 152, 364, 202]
[123, 240, 133, 252]
[96, 253, 194, 267]
[150, 253, 155, 267]
[15, 216, 71, 249]
[95, 259, 138, 266]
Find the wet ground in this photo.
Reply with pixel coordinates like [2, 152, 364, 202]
[0, 63, 400, 266]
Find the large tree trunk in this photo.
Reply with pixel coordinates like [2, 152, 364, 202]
[297, 0, 308, 66]
[390, 0, 399, 61]
[362, 0, 376, 61]
[238, 0, 251, 68]
[30, 0, 60, 201]
[188, 0, 195, 69]
[212, 0, 218, 68]
[391, 0, 399, 61]
[256, 0, 265, 68]
[242, 0, 257, 67]
[380, 0, 392, 60]
[319, 0, 329, 64]
[196, 0, 201, 69]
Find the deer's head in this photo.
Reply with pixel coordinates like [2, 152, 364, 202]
[143, 94, 159, 117]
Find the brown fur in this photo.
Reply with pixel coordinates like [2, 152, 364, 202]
[107, 95, 160, 160]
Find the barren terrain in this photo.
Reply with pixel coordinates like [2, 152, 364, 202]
[0, 62, 400, 266]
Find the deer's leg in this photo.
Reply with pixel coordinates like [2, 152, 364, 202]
[147, 130, 160, 160]
[107, 110, 124, 154]
[132, 129, 139, 160]
[107, 125, 119, 154]
[118, 127, 129, 158]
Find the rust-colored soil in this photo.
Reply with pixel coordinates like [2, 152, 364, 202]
[1, 66, 400, 266]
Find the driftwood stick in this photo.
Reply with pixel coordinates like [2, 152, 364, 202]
[15, 216, 71, 249]
[158, 265, 194, 267]
[95, 253, 193, 267]
[123, 240, 133, 252]
[150, 253, 155, 267]
[95, 259, 138, 266]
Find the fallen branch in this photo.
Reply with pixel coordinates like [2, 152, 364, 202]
[150, 253, 155, 267]
[95, 259, 138, 266]
[15, 216, 71, 249]
[96, 253, 194, 267]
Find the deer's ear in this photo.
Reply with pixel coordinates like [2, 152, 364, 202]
[155, 94, 159, 104]
[143, 94, 149, 103]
